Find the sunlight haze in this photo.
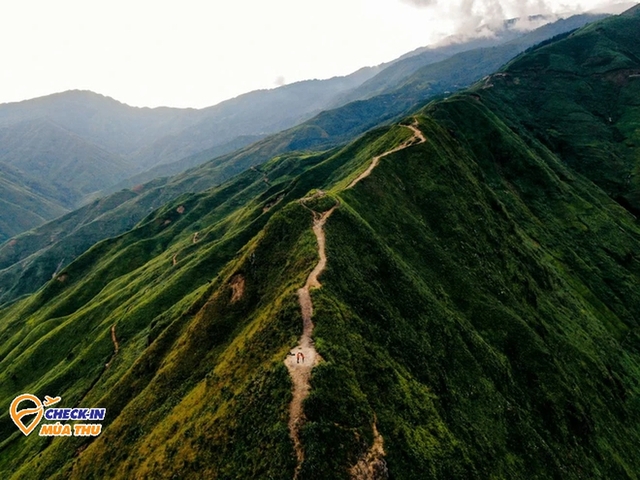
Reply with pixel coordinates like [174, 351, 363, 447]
[0, 0, 635, 108]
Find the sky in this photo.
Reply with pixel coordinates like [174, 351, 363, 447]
[0, 0, 635, 108]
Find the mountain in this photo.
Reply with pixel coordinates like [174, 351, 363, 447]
[0, 164, 68, 243]
[127, 69, 384, 171]
[96, 134, 266, 197]
[475, 7, 640, 216]
[1, 7, 640, 478]
[0, 12, 611, 305]
[0, 69, 382, 232]
[0, 69, 382, 168]
[0, 118, 130, 204]
[332, 13, 606, 106]
[0, 14, 608, 243]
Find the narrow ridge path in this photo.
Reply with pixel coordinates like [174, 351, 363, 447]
[348, 118, 425, 189]
[284, 118, 425, 478]
[285, 203, 337, 479]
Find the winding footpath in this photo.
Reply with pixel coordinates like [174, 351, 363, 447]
[285, 203, 337, 479]
[284, 118, 425, 479]
[348, 119, 426, 189]
[111, 324, 119, 354]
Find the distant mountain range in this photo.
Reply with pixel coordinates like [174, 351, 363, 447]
[0, 68, 384, 234]
[0, 13, 606, 243]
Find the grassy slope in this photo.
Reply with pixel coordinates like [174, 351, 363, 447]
[1, 99, 639, 478]
[305, 108, 640, 478]
[0, 183, 67, 245]
[1, 9, 640, 479]
[0, 14, 603, 306]
[0, 127, 408, 478]
[476, 5, 640, 214]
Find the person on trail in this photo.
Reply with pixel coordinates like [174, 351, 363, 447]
[296, 352, 305, 364]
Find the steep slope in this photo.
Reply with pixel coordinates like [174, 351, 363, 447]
[0, 126, 408, 478]
[1, 96, 640, 478]
[473, 4, 640, 215]
[301, 107, 640, 478]
[2, 10, 640, 479]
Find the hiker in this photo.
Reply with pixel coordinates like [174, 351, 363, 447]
[297, 352, 305, 364]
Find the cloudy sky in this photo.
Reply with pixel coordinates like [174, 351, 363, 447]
[1, 0, 635, 108]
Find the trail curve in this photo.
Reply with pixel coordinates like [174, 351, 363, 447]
[348, 119, 425, 189]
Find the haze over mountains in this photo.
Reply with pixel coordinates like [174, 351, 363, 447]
[0, 12, 606, 245]
[1, 5, 640, 479]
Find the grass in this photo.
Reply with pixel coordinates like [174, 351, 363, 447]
[2, 9, 640, 478]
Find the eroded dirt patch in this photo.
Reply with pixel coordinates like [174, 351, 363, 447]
[230, 274, 245, 303]
[350, 422, 388, 480]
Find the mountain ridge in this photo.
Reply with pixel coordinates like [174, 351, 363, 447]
[1, 8, 640, 478]
[0, 12, 614, 305]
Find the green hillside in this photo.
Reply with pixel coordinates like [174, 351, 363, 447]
[1, 7, 640, 479]
[476, 5, 640, 216]
[0, 14, 606, 304]
[0, 165, 68, 243]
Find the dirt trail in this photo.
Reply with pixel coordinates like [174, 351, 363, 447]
[348, 119, 425, 189]
[105, 324, 119, 369]
[285, 203, 338, 479]
[283, 120, 424, 477]
[111, 324, 119, 354]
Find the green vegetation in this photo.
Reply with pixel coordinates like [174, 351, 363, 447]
[0, 14, 600, 264]
[0, 168, 68, 244]
[1, 7, 640, 479]
[474, 6, 640, 215]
